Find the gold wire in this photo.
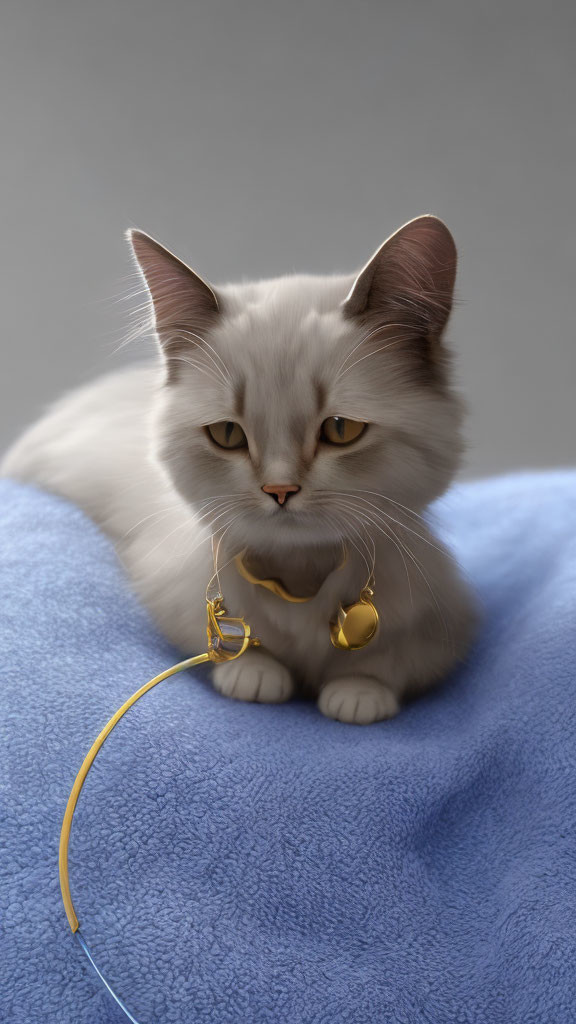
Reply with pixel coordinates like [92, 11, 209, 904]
[60, 535, 376, 935]
[59, 652, 210, 933]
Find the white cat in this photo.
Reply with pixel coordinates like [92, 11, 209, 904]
[2, 215, 477, 724]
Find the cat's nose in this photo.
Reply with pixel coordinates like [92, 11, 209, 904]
[261, 483, 301, 506]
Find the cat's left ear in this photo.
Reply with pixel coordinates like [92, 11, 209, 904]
[342, 215, 457, 342]
[128, 230, 220, 348]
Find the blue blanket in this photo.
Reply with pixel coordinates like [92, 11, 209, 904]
[1, 473, 576, 1024]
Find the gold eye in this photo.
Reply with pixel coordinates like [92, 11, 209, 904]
[320, 416, 367, 445]
[206, 421, 248, 450]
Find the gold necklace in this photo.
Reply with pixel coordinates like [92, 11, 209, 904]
[234, 548, 344, 602]
[234, 547, 379, 651]
[59, 540, 379, 1020]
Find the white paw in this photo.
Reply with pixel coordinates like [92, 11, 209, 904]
[318, 677, 399, 725]
[212, 650, 294, 704]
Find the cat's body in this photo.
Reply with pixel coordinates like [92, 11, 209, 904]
[2, 218, 478, 723]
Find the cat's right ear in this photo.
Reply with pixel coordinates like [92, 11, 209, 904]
[341, 215, 457, 343]
[127, 230, 220, 348]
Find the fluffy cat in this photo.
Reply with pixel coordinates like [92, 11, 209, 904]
[2, 215, 477, 724]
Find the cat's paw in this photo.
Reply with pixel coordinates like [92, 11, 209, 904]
[212, 649, 294, 704]
[318, 677, 399, 725]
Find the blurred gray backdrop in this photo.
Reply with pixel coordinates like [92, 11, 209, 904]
[1, 0, 575, 477]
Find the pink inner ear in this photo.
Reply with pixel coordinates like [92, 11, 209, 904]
[343, 216, 457, 333]
[129, 230, 219, 335]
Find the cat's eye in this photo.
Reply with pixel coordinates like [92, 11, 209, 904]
[319, 416, 367, 446]
[206, 421, 248, 450]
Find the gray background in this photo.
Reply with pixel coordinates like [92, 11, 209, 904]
[1, 0, 574, 478]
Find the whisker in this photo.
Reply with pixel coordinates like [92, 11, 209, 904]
[177, 328, 233, 387]
[339, 514, 376, 584]
[210, 512, 248, 592]
[334, 322, 404, 378]
[336, 335, 411, 380]
[122, 504, 181, 540]
[331, 501, 413, 611]
[335, 323, 413, 380]
[187, 507, 255, 592]
[137, 500, 241, 565]
[322, 491, 443, 552]
[164, 354, 225, 389]
[351, 489, 431, 526]
[315, 507, 374, 584]
[331, 499, 449, 643]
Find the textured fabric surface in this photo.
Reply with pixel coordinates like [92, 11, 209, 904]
[1, 473, 576, 1024]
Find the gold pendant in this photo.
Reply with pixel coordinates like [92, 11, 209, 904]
[329, 587, 379, 651]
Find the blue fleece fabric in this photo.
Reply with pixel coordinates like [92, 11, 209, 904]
[1, 473, 576, 1024]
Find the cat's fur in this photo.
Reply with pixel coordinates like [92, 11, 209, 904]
[2, 216, 477, 724]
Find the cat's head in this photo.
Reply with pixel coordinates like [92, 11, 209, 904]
[129, 217, 464, 554]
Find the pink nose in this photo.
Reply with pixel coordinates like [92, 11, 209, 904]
[261, 483, 301, 506]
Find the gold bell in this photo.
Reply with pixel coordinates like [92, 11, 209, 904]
[329, 587, 379, 651]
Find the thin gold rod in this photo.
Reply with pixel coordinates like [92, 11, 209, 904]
[59, 652, 211, 933]
[234, 547, 348, 604]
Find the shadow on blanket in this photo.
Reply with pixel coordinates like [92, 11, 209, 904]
[1, 472, 575, 1023]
